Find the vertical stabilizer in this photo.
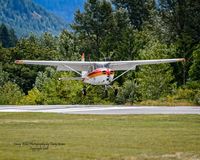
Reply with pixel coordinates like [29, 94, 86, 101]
[81, 53, 87, 78]
[81, 52, 85, 62]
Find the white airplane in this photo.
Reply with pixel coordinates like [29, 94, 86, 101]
[15, 53, 184, 95]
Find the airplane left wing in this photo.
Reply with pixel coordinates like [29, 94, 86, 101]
[109, 58, 185, 71]
[15, 60, 95, 71]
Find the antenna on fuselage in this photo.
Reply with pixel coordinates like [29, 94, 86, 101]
[81, 52, 88, 78]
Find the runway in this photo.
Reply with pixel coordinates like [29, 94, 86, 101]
[0, 105, 200, 115]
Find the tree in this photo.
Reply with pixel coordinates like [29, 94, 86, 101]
[159, 0, 200, 85]
[0, 82, 24, 105]
[0, 24, 10, 48]
[8, 28, 18, 47]
[59, 30, 80, 60]
[116, 80, 140, 104]
[34, 67, 56, 91]
[112, 0, 155, 30]
[6, 34, 61, 93]
[40, 32, 58, 50]
[136, 40, 176, 100]
[189, 44, 200, 81]
[19, 87, 43, 105]
[0, 24, 17, 48]
[34, 68, 84, 104]
[101, 8, 137, 61]
[159, 0, 200, 44]
[72, 0, 115, 59]
[0, 63, 9, 86]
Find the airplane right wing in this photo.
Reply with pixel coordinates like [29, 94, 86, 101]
[108, 58, 185, 71]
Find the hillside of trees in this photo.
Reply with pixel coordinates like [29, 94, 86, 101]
[0, 0, 200, 105]
[0, 0, 67, 37]
[33, 0, 85, 23]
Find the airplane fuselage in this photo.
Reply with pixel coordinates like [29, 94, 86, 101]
[83, 68, 114, 85]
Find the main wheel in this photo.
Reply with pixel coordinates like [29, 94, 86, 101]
[114, 89, 118, 96]
[82, 88, 86, 96]
[104, 89, 108, 98]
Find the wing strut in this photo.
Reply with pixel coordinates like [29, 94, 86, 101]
[111, 65, 136, 82]
[62, 64, 82, 76]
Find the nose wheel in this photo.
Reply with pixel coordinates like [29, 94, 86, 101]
[114, 88, 118, 96]
[104, 85, 108, 97]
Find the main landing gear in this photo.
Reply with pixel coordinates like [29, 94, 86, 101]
[104, 85, 108, 98]
[82, 87, 87, 96]
[81, 85, 118, 97]
[104, 85, 118, 97]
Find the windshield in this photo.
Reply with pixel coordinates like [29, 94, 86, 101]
[94, 63, 110, 69]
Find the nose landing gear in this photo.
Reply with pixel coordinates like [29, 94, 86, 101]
[104, 85, 108, 97]
[104, 85, 118, 98]
[81, 85, 118, 98]
[114, 88, 118, 97]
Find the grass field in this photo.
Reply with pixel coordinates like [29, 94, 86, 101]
[0, 113, 200, 160]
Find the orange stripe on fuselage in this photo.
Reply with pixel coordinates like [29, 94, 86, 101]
[88, 73, 114, 78]
[87, 70, 102, 77]
[87, 69, 114, 78]
[88, 72, 104, 78]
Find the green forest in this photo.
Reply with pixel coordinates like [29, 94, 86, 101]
[0, 0, 200, 105]
[0, 0, 67, 37]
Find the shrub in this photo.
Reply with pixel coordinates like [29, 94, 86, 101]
[194, 91, 200, 105]
[0, 82, 24, 104]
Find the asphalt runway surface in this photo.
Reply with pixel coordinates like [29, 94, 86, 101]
[0, 105, 200, 115]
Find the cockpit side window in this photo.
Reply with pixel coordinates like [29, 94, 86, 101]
[104, 63, 110, 68]
[89, 65, 94, 72]
[94, 64, 102, 69]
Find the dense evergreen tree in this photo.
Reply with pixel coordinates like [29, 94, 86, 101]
[59, 30, 80, 60]
[102, 8, 137, 60]
[112, 0, 155, 30]
[159, 0, 200, 44]
[159, 0, 200, 84]
[0, 24, 10, 48]
[0, 63, 9, 86]
[189, 44, 200, 81]
[0, 24, 17, 48]
[72, 0, 115, 59]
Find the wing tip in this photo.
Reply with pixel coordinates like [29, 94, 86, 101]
[15, 60, 24, 64]
[180, 58, 186, 62]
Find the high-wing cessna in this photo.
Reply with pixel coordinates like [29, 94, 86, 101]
[15, 54, 184, 95]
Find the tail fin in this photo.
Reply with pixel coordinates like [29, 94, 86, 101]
[81, 53, 87, 78]
[81, 52, 85, 62]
